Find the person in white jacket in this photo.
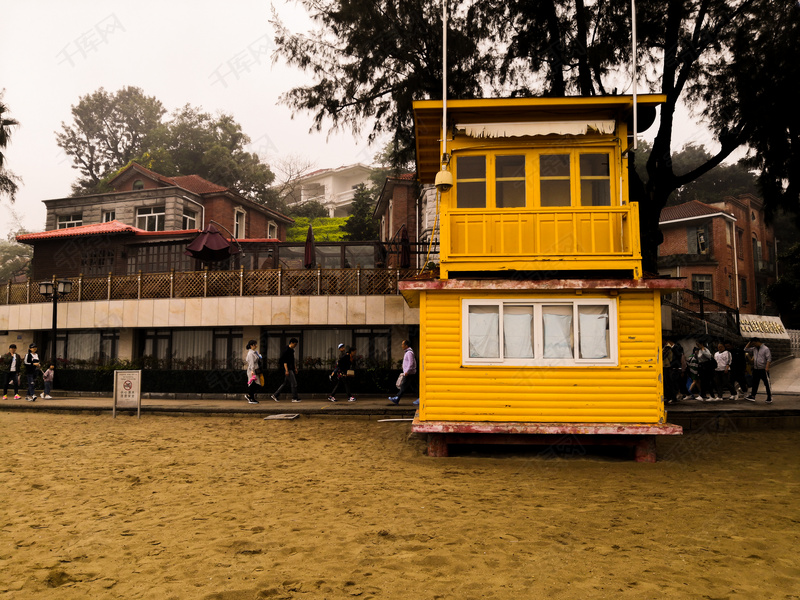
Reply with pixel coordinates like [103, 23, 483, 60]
[244, 340, 262, 404]
[713, 343, 737, 400]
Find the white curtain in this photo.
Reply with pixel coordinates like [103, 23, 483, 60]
[543, 310, 573, 358]
[174, 329, 213, 367]
[469, 307, 499, 358]
[578, 306, 609, 359]
[504, 310, 533, 358]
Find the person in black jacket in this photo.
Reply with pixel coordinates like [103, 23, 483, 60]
[23, 343, 40, 402]
[2, 344, 22, 400]
[663, 337, 685, 404]
[328, 346, 357, 402]
[271, 338, 300, 403]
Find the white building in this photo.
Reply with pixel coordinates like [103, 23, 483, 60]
[292, 164, 373, 217]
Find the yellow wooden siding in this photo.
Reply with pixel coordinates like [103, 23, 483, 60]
[419, 290, 665, 424]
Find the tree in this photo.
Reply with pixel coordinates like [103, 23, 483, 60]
[270, 153, 319, 209]
[634, 141, 759, 206]
[0, 91, 21, 202]
[286, 200, 328, 219]
[767, 243, 800, 329]
[340, 183, 378, 241]
[273, 0, 799, 272]
[56, 87, 165, 193]
[57, 88, 277, 205]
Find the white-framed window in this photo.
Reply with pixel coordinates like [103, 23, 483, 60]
[267, 221, 278, 239]
[136, 206, 165, 231]
[462, 298, 617, 367]
[234, 209, 246, 239]
[102, 210, 115, 222]
[57, 214, 83, 229]
[182, 209, 197, 230]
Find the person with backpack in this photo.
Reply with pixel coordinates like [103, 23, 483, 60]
[328, 346, 357, 403]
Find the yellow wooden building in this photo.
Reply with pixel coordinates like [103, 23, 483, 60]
[401, 96, 683, 460]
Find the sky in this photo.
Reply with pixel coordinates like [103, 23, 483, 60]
[1, 1, 721, 238]
[1, 0, 383, 236]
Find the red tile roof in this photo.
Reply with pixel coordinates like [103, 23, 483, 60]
[16, 220, 144, 242]
[169, 175, 228, 195]
[659, 200, 726, 223]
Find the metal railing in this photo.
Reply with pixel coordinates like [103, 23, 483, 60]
[1, 267, 418, 306]
[661, 288, 740, 335]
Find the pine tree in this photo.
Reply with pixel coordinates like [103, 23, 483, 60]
[340, 183, 378, 241]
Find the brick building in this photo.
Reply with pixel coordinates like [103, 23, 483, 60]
[44, 162, 292, 241]
[658, 195, 777, 314]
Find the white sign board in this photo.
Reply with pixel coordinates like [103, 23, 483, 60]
[738, 315, 789, 340]
[113, 370, 142, 418]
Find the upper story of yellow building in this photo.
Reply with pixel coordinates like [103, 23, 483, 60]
[413, 95, 665, 280]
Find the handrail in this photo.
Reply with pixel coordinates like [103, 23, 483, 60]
[0, 267, 418, 306]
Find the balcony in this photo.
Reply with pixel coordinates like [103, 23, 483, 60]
[1, 267, 417, 306]
[440, 204, 641, 278]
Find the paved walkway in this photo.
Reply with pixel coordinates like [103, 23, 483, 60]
[1, 358, 797, 419]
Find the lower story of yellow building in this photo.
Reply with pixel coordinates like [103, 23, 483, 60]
[416, 287, 666, 424]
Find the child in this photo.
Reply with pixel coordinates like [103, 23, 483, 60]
[41, 364, 54, 399]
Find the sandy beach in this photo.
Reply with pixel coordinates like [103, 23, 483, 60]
[0, 412, 798, 599]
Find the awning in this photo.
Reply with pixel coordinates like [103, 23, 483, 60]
[455, 120, 616, 139]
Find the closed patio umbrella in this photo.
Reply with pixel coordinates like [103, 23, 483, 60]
[185, 223, 240, 262]
[304, 225, 316, 268]
[399, 226, 411, 268]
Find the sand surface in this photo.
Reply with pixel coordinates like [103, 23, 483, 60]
[0, 412, 798, 599]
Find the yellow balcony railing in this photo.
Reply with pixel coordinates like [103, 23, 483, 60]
[441, 204, 641, 276]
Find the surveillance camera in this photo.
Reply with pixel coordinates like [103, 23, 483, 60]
[434, 170, 453, 193]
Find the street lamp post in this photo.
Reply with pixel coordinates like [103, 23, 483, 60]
[38, 279, 73, 368]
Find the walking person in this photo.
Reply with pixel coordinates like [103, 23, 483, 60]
[695, 341, 716, 401]
[744, 337, 773, 404]
[23, 343, 40, 402]
[389, 340, 417, 405]
[244, 339, 262, 404]
[271, 338, 300, 403]
[713, 343, 737, 400]
[2, 344, 22, 400]
[328, 346, 357, 402]
[726, 341, 749, 399]
[663, 337, 685, 404]
[41, 364, 54, 399]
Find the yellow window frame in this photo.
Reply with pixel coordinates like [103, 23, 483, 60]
[453, 147, 618, 210]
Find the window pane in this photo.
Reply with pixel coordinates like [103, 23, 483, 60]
[579, 154, 609, 176]
[458, 156, 486, 179]
[457, 156, 486, 209]
[578, 306, 609, 359]
[540, 180, 571, 207]
[496, 180, 526, 208]
[496, 155, 524, 178]
[457, 181, 487, 208]
[542, 305, 574, 358]
[580, 180, 611, 206]
[504, 306, 534, 358]
[540, 154, 570, 177]
[468, 305, 499, 358]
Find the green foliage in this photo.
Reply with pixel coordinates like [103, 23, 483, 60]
[767, 243, 800, 329]
[57, 88, 277, 205]
[0, 90, 20, 202]
[286, 217, 348, 242]
[0, 237, 32, 282]
[286, 200, 328, 219]
[340, 183, 378, 241]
